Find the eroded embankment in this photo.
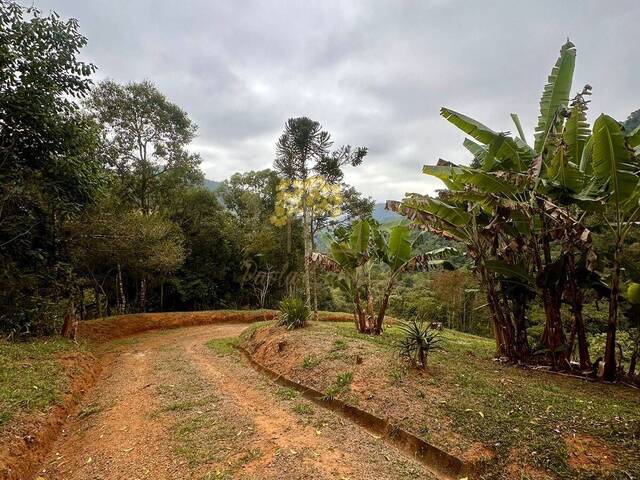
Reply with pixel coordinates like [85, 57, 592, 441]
[237, 345, 469, 479]
[0, 351, 99, 480]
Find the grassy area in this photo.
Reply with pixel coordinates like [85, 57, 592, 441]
[0, 337, 84, 427]
[206, 336, 239, 356]
[363, 323, 638, 477]
[256, 321, 640, 478]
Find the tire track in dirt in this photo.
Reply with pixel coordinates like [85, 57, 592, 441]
[36, 324, 437, 480]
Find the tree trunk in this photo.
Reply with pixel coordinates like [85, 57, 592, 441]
[61, 297, 77, 340]
[375, 280, 394, 335]
[302, 202, 312, 309]
[566, 252, 591, 369]
[478, 262, 509, 358]
[629, 314, 640, 375]
[511, 292, 530, 362]
[540, 292, 567, 369]
[310, 227, 318, 317]
[603, 240, 622, 381]
[95, 287, 103, 318]
[139, 277, 147, 312]
[117, 263, 126, 315]
[354, 288, 367, 333]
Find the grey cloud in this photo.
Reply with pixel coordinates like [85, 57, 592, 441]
[36, 0, 640, 201]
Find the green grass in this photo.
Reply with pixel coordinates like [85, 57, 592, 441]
[302, 355, 321, 369]
[316, 322, 640, 478]
[0, 337, 84, 427]
[275, 387, 298, 401]
[239, 320, 274, 340]
[206, 337, 239, 356]
[323, 371, 353, 400]
[292, 402, 314, 415]
[153, 348, 257, 474]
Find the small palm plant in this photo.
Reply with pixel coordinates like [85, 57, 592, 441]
[397, 316, 443, 369]
[278, 296, 311, 330]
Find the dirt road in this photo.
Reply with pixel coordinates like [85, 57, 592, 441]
[36, 324, 437, 480]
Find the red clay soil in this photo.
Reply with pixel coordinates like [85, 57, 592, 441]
[77, 310, 278, 342]
[76, 309, 354, 342]
[564, 433, 614, 474]
[0, 310, 399, 480]
[243, 322, 477, 460]
[35, 324, 438, 480]
[0, 352, 99, 480]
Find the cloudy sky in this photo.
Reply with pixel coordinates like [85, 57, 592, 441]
[38, 1, 639, 202]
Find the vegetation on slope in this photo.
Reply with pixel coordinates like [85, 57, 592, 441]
[244, 321, 640, 479]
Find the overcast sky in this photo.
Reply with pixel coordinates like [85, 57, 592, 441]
[38, 1, 639, 202]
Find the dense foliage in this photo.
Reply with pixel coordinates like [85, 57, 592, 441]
[0, 2, 101, 335]
[0, 2, 374, 337]
[389, 40, 640, 380]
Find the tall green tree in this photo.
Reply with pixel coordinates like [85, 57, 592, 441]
[0, 1, 103, 336]
[86, 80, 203, 215]
[86, 80, 203, 310]
[273, 117, 367, 312]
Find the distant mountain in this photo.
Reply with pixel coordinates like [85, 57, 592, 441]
[203, 179, 222, 191]
[372, 202, 403, 224]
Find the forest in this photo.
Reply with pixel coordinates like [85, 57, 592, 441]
[1, 2, 639, 479]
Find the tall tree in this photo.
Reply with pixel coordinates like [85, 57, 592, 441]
[86, 80, 203, 215]
[0, 1, 102, 336]
[272, 117, 366, 312]
[86, 80, 202, 310]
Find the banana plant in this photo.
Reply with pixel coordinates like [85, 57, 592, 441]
[587, 114, 640, 380]
[312, 219, 456, 334]
[388, 40, 613, 370]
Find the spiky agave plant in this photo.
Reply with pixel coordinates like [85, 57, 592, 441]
[396, 316, 443, 369]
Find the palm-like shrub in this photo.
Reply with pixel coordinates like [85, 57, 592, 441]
[278, 296, 310, 330]
[397, 317, 443, 369]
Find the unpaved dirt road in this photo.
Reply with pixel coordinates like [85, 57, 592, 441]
[37, 324, 437, 480]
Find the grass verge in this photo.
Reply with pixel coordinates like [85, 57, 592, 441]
[0, 337, 85, 427]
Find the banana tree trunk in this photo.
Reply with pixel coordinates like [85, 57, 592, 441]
[629, 312, 640, 376]
[511, 291, 530, 362]
[565, 252, 590, 369]
[478, 262, 513, 359]
[353, 288, 367, 333]
[540, 291, 568, 370]
[374, 279, 394, 335]
[603, 240, 622, 381]
[534, 211, 568, 369]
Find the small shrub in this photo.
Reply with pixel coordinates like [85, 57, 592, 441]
[292, 402, 314, 415]
[397, 316, 443, 369]
[323, 371, 353, 399]
[278, 296, 310, 330]
[302, 356, 320, 369]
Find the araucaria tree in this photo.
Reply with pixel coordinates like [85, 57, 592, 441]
[272, 117, 367, 313]
[389, 40, 640, 378]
